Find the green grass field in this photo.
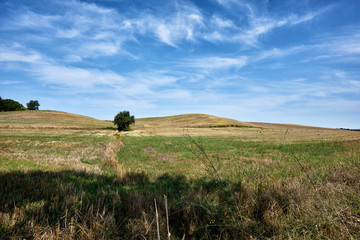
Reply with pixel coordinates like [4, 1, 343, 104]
[1, 111, 359, 239]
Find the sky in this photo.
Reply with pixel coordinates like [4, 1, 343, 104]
[0, 0, 359, 128]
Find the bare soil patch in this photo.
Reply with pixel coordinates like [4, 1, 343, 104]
[142, 147, 180, 162]
[141, 147, 157, 153]
[146, 153, 179, 162]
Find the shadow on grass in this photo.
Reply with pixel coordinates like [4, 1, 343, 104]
[103, 126, 117, 130]
[0, 169, 275, 239]
[1, 167, 358, 239]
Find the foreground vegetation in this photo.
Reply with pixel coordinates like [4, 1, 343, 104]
[1, 111, 359, 239]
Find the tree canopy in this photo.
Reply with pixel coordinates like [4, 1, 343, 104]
[0, 97, 24, 111]
[114, 111, 135, 131]
[27, 100, 40, 110]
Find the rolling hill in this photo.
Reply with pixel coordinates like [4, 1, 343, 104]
[0, 110, 346, 131]
[0, 111, 260, 130]
[133, 113, 259, 129]
[0, 110, 113, 129]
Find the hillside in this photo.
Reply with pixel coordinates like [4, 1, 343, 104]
[1, 111, 358, 142]
[134, 114, 258, 129]
[126, 114, 359, 141]
[0, 110, 113, 129]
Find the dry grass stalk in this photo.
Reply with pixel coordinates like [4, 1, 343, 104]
[164, 194, 171, 240]
[154, 199, 160, 240]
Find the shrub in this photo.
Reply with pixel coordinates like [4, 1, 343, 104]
[114, 111, 135, 131]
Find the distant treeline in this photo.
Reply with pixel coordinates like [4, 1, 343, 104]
[338, 128, 360, 132]
[0, 97, 40, 111]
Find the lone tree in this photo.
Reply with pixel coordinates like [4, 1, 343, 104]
[114, 111, 135, 131]
[26, 100, 40, 110]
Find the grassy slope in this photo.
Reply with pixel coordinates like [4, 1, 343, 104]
[1, 111, 360, 239]
[0, 110, 113, 129]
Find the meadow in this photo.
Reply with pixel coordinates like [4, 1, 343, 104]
[0, 111, 359, 239]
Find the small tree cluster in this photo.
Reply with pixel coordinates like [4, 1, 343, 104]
[0, 97, 24, 111]
[114, 111, 135, 131]
[0, 97, 40, 112]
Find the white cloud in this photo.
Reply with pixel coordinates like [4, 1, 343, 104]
[6, 2, 124, 59]
[266, 75, 360, 99]
[204, 31, 226, 42]
[0, 46, 42, 63]
[211, 16, 236, 28]
[14, 11, 60, 29]
[334, 70, 346, 79]
[332, 33, 360, 55]
[298, 30, 360, 64]
[56, 29, 81, 39]
[0, 80, 23, 85]
[204, 2, 329, 47]
[63, 54, 82, 62]
[0, 44, 189, 102]
[151, 11, 204, 46]
[187, 56, 248, 69]
[233, 12, 319, 47]
[156, 24, 176, 47]
[80, 42, 120, 57]
[30, 64, 125, 89]
[2, 0, 330, 56]
[254, 46, 305, 61]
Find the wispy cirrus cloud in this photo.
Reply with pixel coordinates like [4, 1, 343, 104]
[0, 45, 42, 63]
[185, 56, 248, 69]
[211, 15, 237, 29]
[296, 28, 360, 64]
[1, 0, 329, 60]
[0, 80, 23, 85]
[30, 64, 125, 89]
[326, 32, 360, 55]
[203, 1, 330, 47]
[3, 1, 125, 61]
[233, 10, 327, 47]
[0, 43, 188, 102]
[123, 3, 204, 47]
[253, 46, 305, 62]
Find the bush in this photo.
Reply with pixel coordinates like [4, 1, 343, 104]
[114, 111, 135, 131]
[26, 100, 40, 110]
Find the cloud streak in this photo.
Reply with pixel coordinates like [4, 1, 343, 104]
[0, 45, 42, 63]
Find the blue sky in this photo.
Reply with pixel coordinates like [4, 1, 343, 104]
[1, 0, 359, 128]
